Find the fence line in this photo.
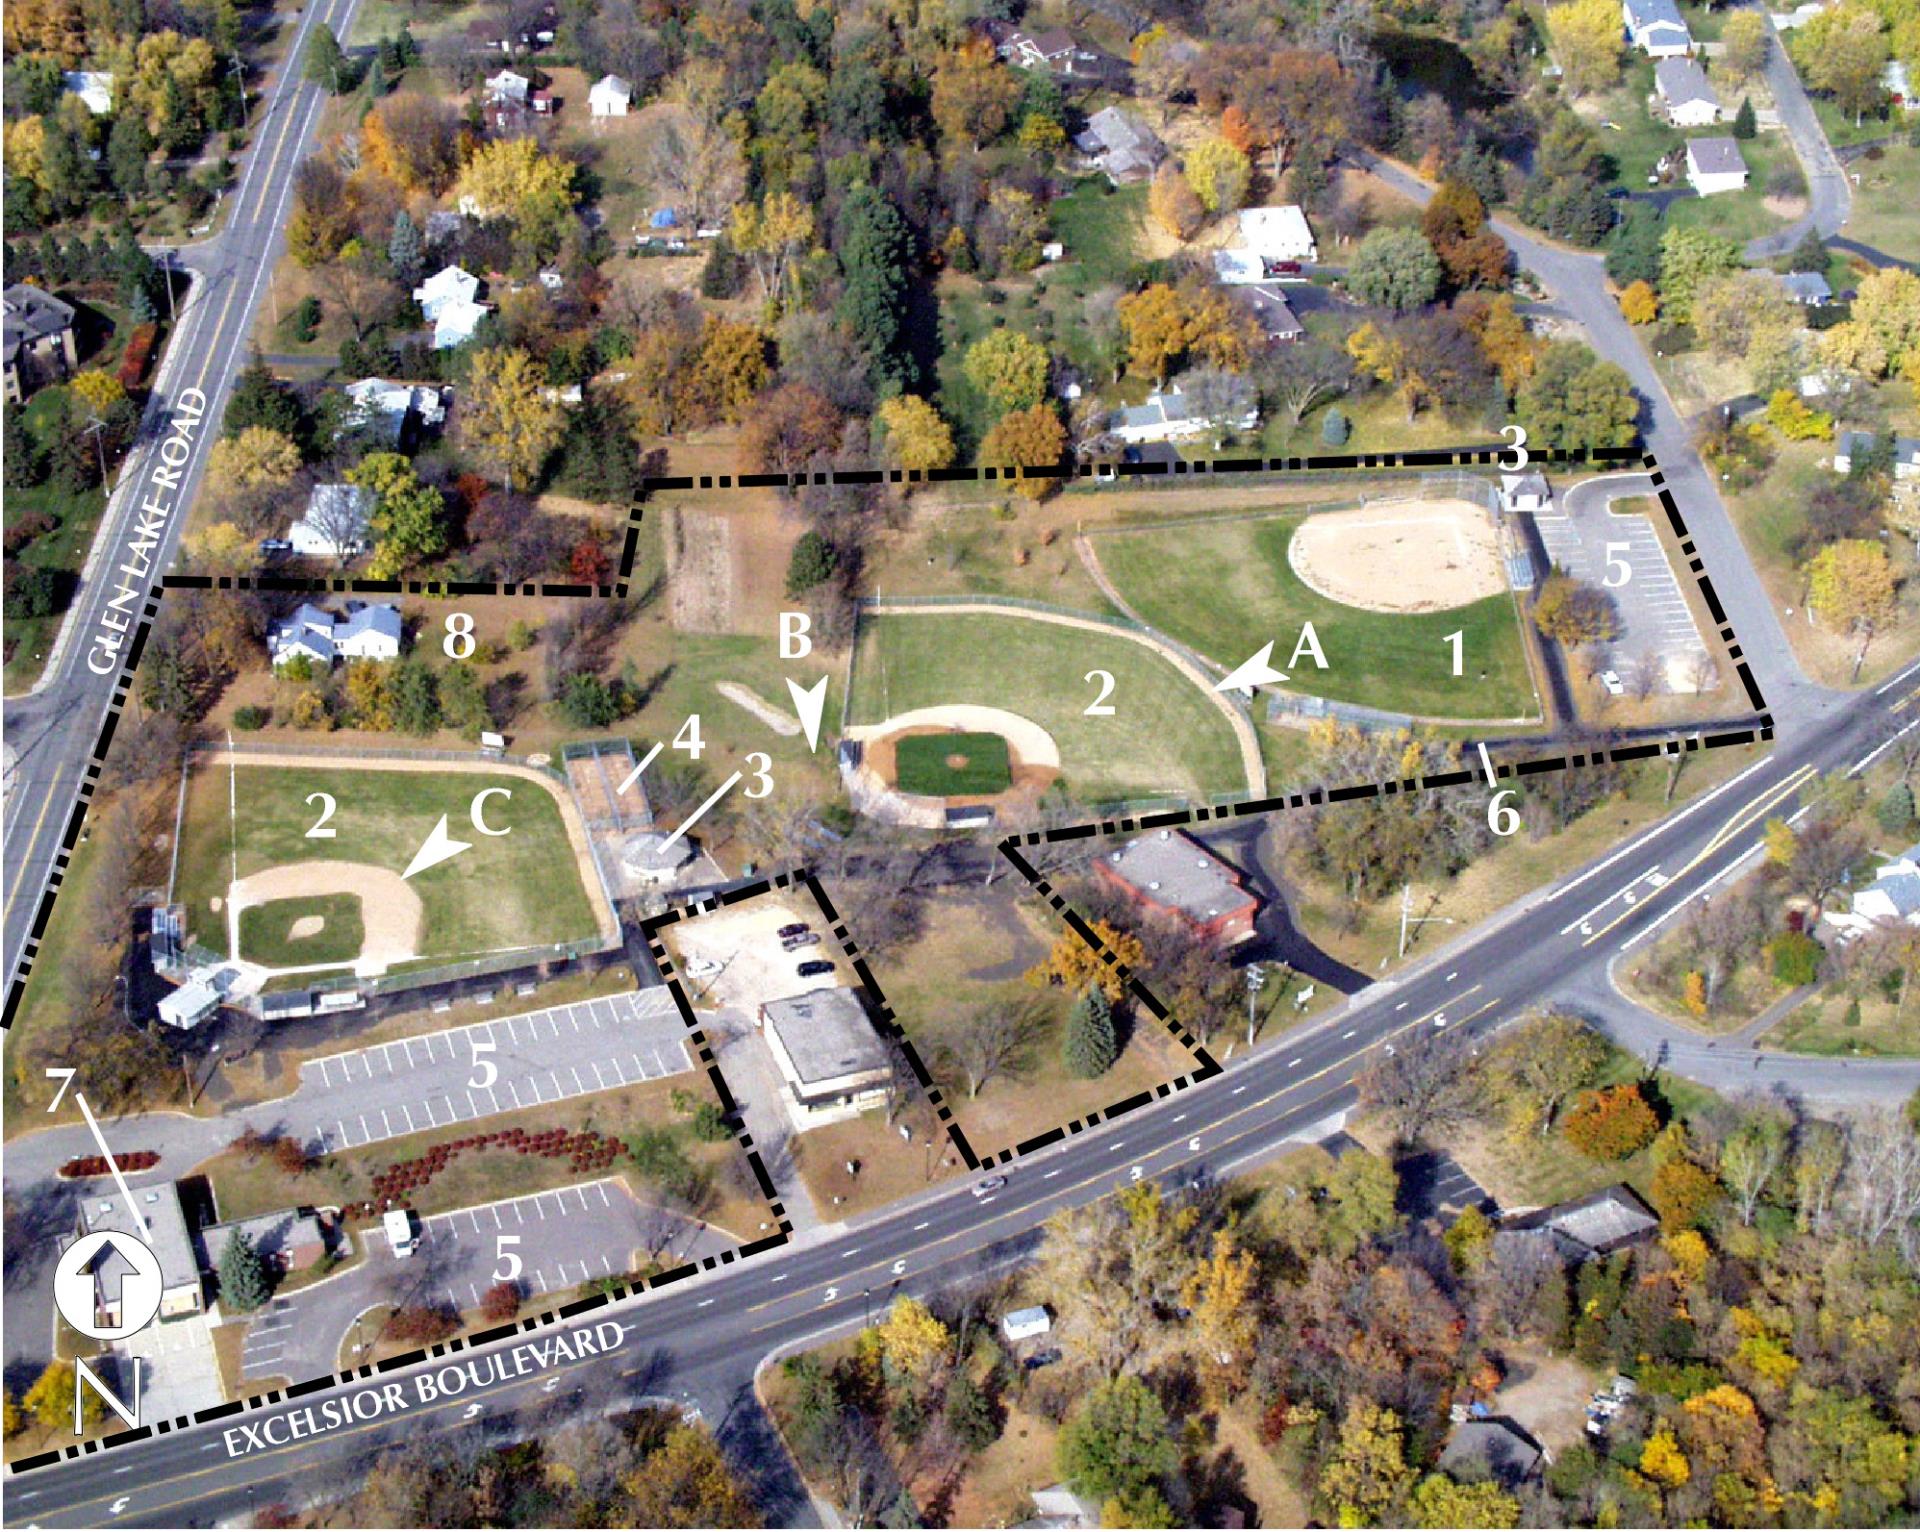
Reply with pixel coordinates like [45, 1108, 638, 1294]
[194, 739, 568, 784]
[287, 937, 623, 1004]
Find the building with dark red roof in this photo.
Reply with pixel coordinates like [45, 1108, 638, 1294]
[1094, 829, 1260, 945]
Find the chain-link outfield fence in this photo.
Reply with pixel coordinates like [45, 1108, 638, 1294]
[1399, 470, 1535, 591]
[198, 738, 571, 783]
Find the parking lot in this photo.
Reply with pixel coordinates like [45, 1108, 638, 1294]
[1538, 478, 1713, 693]
[288, 990, 690, 1153]
[663, 901, 847, 1014]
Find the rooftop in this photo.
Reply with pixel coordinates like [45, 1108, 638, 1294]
[2, 284, 75, 359]
[1505, 1184, 1659, 1257]
[74, 1182, 201, 1295]
[762, 987, 889, 1086]
[1655, 55, 1718, 106]
[199, 1208, 327, 1271]
[1686, 136, 1746, 176]
[1101, 829, 1256, 923]
[1439, 1419, 1544, 1486]
[1625, 0, 1689, 31]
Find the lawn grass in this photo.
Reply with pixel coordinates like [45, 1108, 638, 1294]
[1046, 178, 1148, 288]
[1768, 989, 1920, 1056]
[1658, 132, 1800, 246]
[893, 731, 1013, 795]
[1090, 511, 1537, 720]
[1840, 143, 1920, 259]
[174, 763, 600, 961]
[848, 611, 1250, 803]
[237, 893, 366, 967]
[4, 383, 110, 694]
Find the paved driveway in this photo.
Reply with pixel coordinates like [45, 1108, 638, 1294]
[116, 1312, 224, 1418]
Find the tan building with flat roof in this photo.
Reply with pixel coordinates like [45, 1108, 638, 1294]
[758, 987, 891, 1125]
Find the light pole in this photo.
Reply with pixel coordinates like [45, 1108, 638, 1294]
[82, 412, 109, 486]
[1244, 962, 1266, 1047]
[152, 244, 178, 325]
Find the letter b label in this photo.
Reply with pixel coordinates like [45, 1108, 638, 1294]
[779, 612, 812, 659]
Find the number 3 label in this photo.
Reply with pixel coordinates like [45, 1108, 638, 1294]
[1500, 425, 1528, 471]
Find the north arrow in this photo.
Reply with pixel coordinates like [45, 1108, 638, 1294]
[402, 814, 472, 879]
[786, 675, 829, 753]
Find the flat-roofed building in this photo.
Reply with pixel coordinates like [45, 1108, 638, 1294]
[1095, 828, 1261, 945]
[758, 987, 891, 1125]
[67, 1182, 204, 1324]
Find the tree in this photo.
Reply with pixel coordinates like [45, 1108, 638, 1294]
[1186, 139, 1251, 215]
[1640, 1428, 1691, 1489]
[1064, 986, 1118, 1078]
[1115, 284, 1191, 385]
[1323, 406, 1350, 445]
[106, 112, 152, 201]
[979, 405, 1066, 499]
[784, 531, 835, 596]
[1357, 1026, 1481, 1144]
[1620, 280, 1659, 324]
[1515, 341, 1639, 451]
[346, 452, 446, 578]
[644, 104, 745, 234]
[1028, 919, 1143, 1002]
[461, 347, 565, 491]
[617, 1425, 761, 1528]
[1767, 389, 1832, 441]
[1562, 1083, 1660, 1160]
[874, 1296, 950, 1384]
[1822, 267, 1920, 380]
[1182, 1229, 1258, 1375]
[949, 1000, 1038, 1097]
[875, 395, 955, 474]
[1493, 1011, 1610, 1134]
[946, 1373, 998, 1452]
[1659, 227, 1744, 323]
[1056, 1376, 1176, 1502]
[929, 36, 1019, 150]
[1533, 569, 1620, 646]
[730, 192, 814, 312]
[737, 383, 841, 476]
[1260, 337, 1351, 427]
[1719, 1105, 1791, 1225]
[1731, 94, 1758, 138]
[1721, 11, 1771, 82]
[963, 329, 1050, 414]
[1607, 205, 1665, 288]
[207, 426, 300, 493]
[386, 209, 424, 286]
[1695, 272, 1800, 361]
[452, 137, 574, 223]
[223, 354, 305, 441]
[1347, 226, 1442, 312]
[479, 1281, 520, 1323]
[387, 659, 441, 736]
[1407, 1473, 1520, 1529]
[305, 23, 348, 92]
[836, 186, 915, 391]
[1769, 927, 1823, 984]
[218, 1230, 271, 1311]
[1547, 0, 1625, 94]
[1806, 538, 1896, 648]
[558, 671, 618, 727]
[1796, 3, 1889, 123]
[25, 1361, 101, 1432]
[1319, 1402, 1411, 1526]
[1443, 1204, 1496, 1274]
[1148, 162, 1205, 240]
[362, 95, 461, 193]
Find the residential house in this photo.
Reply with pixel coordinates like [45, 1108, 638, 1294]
[1824, 839, 1920, 938]
[412, 264, 490, 348]
[1237, 204, 1318, 264]
[286, 484, 376, 559]
[485, 69, 530, 105]
[484, 95, 535, 138]
[1901, 439, 1920, 482]
[340, 377, 448, 447]
[2, 284, 78, 403]
[269, 601, 403, 668]
[1502, 1184, 1661, 1260]
[1439, 1420, 1545, 1487]
[1833, 430, 1920, 478]
[589, 73, 633, 116]
[1623, 0, 1694, 55]
[66, 1182, 205, 1324]
[1654, 55, 1723, 124]
[1774, 270, 1832, 304]
[1231, 282, 1304, 343]
[756, 987, 892, 1126]
[62, 70, 114, 115]
[1109, 386, 1257, 446]
[1095, 828, 1261, 944]
[1073, 106, 1165, 183]
[1001, 1306, 1052, 1343]
[1885, 59, 1911, 106]
[1684, 136, 1748, 194]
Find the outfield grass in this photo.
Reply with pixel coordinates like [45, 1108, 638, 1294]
[175, 764, 600, 961]
[237, 893, 366, 967]
[893, 732, 1012, 796]
[1093, 512, 1537, 720]
[849, 612, 1248, 803]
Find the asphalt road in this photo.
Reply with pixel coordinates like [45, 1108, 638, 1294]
[1, 0, 366, 1009]
[1739, 0, 1852, 262]
[15, 675, 1920, 1527]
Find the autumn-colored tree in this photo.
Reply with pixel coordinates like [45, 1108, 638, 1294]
[1620, 280, 1660, 324]
[1533, 569, 1619, 645]
[1766, 389, 1832, 441]
[689, 318, 769, 423]
[729, 191, 815, 312]
[344, 659, 394, 730]
[1720, 10, 1771, 80]
[460, 347, 566, 491]
[1806, 538, 1897, 641]
[1185, 139, 1251, 214]
[207, 426, 301, 492]
[479, 1282, 521, 1323]
[1650, 1156, 1721, 1228]
[1442, 1204, 1495, 1274]
[737, 383, 842, 476]
[1148, 162, 1205, 241]
[1462, 293, 1541, 393]
[2, 1390, 22, 1438]
[1318, 1401, 1411, 1526]
[183, 522, 253, 571]
[1640, 1427, 1691, 1489]
[1220, 104, 1258, 154]
[1183, 1230, 1258, 1380]
[1683, 971, 1709, 1017]
[386, 1306, 458, 1345]
[24, 1361, 101, 1431]
[69, 369, 126, 414]
[617, 1425, 762, 1528]
[360, 94, 461, 192]
[1407, 1474, 1520, 1529]
[452, 137, 574, 222]
[930, 36, 1020, 150]
[876, 394, 956, 473]
[346, 451, 446, 578]
[874, 1296, 951, 1383]
[1561, 1083, 1660, 1160]
[1026, 917, 1144, 1003]
[962, 329, 1051, 414]
[1117, 284, 1190, 385]
[1548, 0, 1625, 94]
[979, 404, 1066, 499]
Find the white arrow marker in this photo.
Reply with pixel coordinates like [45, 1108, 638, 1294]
[1214, 640, 1289, 695]
[786, 675, 829, 753]
[402, 814, 473, 880]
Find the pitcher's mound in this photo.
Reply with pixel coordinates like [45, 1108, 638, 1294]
[287, 915, 326, 939]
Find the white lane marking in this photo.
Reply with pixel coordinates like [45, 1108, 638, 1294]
[1342, 1029, 1357, 1038]
[1548, 754, 1773, 902]
[913, 1220, 930, 1230]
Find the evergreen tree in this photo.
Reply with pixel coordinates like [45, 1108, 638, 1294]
[1788, 228, 1829, 273]
[1605, 205, 1663, 287]
[1064, 986, 1118, 1078]
[1322, 407, 1350, 446]
[35, 231, 62, 282]
[396, 25, 420, 66]
[306, 24, 347, 92]
[1732, 96, 1757, 139]
[223, 353, 306, 441]
[835, 185, 915, 392]
[3, 407, 43, 489]
[40, 120, 94, 219]
[946, 1373, 999, 1451]
[785, 530, 836, 596]
[387, 658, 441, 735]
[218, 1230, 271, 1312]
[111, 228, 160, 319]
[377, 35, 402, 73]
[365, 56, 388, 100]
[62, 235, 90, 281]
[387, 209, 424, 286]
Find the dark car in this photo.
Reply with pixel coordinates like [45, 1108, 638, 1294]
[777, 922, 811, 939]
[796, 958, 835, 977]
[1023, 1348, 1063, 1370]
[782, 932, 822, 951]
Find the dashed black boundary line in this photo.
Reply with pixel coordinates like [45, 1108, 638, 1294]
[4, 438, 1774, 1475]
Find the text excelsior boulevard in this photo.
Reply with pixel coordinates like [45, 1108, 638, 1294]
[220, 1321, 629, 1457]
[86, 386, 208, 677]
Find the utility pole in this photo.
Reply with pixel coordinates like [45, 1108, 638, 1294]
[1398, 882, 1455, 958]
[1244, 962, 1266, 1047]
[82, 412, 109, 486]
[153, 245, 178, 325]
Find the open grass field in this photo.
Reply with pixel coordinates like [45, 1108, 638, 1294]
[893, 732, 1012, 796]
[1092, 511, 1537, 719]
[237, 893, 366, 968]
[848, 612, 1247, 802]
[174, 760, 603, 965]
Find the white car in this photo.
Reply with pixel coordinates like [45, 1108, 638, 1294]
[684, 956, 723, 979]
[1600, 670, 1625, 696]
[971, 1176, 1007, 1198]
[384, 1208, 418, 1259]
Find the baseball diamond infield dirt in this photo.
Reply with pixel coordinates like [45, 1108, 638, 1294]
[228, 861, 423, 975]
[1288, 499, 1506, 614]
[844, 706, 1062, 826]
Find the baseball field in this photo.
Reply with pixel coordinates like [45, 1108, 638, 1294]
[848, 611, 1251, 803]
[1091, 508, 1537, 720]
[893, 732, 1013, 796]
[174, 755, 611, 973]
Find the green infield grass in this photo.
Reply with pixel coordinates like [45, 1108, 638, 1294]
[176, 763, 601, 961]
[849, 612, 1247, 803]
[1092, 513, 1536, 720]
[237, 893, 366, 967]
[893, 732, 1013, 796]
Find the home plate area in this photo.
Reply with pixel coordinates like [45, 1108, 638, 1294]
[298, 989, 689, 1153]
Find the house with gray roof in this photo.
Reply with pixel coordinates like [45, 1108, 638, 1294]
[65, 1182, 204, 1326]
[3, 284, 78, 402]
[1833, 430, 1920, 480]
[1504, 1184, 1660, 1260]
[1654, 55, 1722, 125]
[1074, 107, 1165, 183]
[1109, 386, 1257, 445]
[1685, 136, 1748, 194]
[198, 1208, 333, 1277]
[1440, 1419, 1545, 1486]
[269, 601, 402, 669]
[1623, 0, 1693, 55]
[1774, 271, 1832, 305]
[1095, 828, 1261, 944]
[757, 987, 892, 1125]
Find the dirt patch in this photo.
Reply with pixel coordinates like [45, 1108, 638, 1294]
[1288, 498, 1505, 613]
[666, 507, 733, 632]
[286, 914, 326, 939]
[1493, 1351, 1600, 1456]
[228, 861, 422, 975]
[718, 681, 800, 736]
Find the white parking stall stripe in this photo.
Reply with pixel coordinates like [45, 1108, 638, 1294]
[421, 1098, 437, 1127]
[606, 1055, 627, 1085]
[508, 1080, 524, 1107]
[526, 1076, 543, 1104]
[569, 1066, 586, 1092]
[532, 1269, 547, 1293]
[401, 1103, 416, 1132]
[381, 1108, 394, 1136]
[597, 1183, 611, 1207]
[630, 1054, 646, 1079]
[600, 1254, 612, 1273]
[549, 1070, 565, 1097]
[470, 1210, 483, 1233]
[317, 1058, 333, 1087]
[484, 1083, 501, 1113]
[534, 1196, 547, 1220]
[568, 1007, 582, 1032]
[335, 1119, 349, 1147]
[592, 1061, 609, 1088]
[575, 1185, 589, 1211]
[470, 1282, 480, 1306]
[514, 1201, 525, 1224]
[465, 1089, 478, 1117]
[381, 1046, 396, 1074]
[505, 1017, 520, 1042]
[492, 1205, 503, 1229]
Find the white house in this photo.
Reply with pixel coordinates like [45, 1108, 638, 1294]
[62, 70, 114, 115]
[341, 377, 448, 445]
[1774, 271, 1832, 305]
[1231, 283, 1304, 343]
[588, 73, 633, 116]
[1001, 1306, 1053, 1342]
[1110, 387, 1257, 445]
[1238, 205, 1318, 264]
[1834, 429, 1876, 473]
[1501, 471, 1552, 514]
[412, 264, 490, 349]
[485, 69, 530, 105]
[1684, 136, 1748, 195]
[1826, 841, 1920, 938]
[1623, 0, 1694, 55]
[269, 601, 402, 668]
[287, 483, 374, 558]
[1654, 56, 1722, 125]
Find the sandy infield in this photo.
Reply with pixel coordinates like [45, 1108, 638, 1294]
[1288, 499, 1505, 613]
[229, 862, 422, 974]
[844, 705, 1061, 769]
